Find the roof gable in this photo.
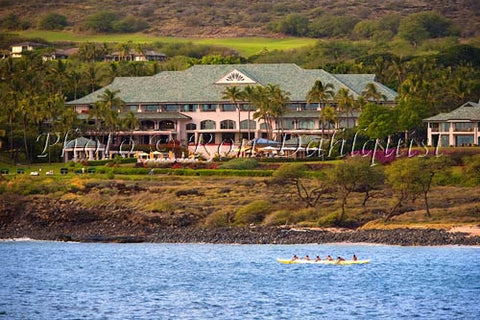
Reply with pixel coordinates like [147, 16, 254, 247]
[215, 69, 257, 85]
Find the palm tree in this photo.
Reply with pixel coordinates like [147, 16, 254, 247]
[222, 86, 243, 142]
[362, 83, 387, 103]
[122, 111, 139, 145]
[252, 84, 290, 141]
[117, 42, 132, 61]
[319, 106, 337, 137]
[89, 89, 125, 133]
[241, 85, 258, 140]
[306, 80, 334, 111]
[267, 84, 290, 140]
[335, 88, 355, 129]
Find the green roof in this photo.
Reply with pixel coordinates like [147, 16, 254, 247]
[424, 101, 480, 121]
[67, 64, 397, 106]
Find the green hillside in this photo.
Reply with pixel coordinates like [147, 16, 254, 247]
[1, 0, 479, 38]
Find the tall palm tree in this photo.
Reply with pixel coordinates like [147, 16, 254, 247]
[267, 84, 290, 140]
[306, 80, 334, 111]
[89, 89, 125, 134]
[241, 85, 258, 140]
[335, 88, 355, 129]
[319, 106, 337, 137]
[252, 84, 290, 141]
[222, 86, 243, 142]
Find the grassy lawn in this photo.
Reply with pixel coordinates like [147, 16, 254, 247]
[16, 30, 317, 57]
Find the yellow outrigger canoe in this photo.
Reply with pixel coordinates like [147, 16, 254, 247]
[277, 258, 370, 265]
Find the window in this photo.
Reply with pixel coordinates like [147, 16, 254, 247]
[298, 120, 315, 130]
[200, 133, 215, 144]
[186, 123, 197, 131]
[305, 103, 318, 110]
[440, 123, 449, 131]
[200, 120, 216, 130]
[240, 120, 256, 130]
[440, 135, 449, 147]
[286, 104, 300, 111]
[221, 133, 235, 142]
[159, 120, 174, 130]
[182, 104, 197, 112]
[220, 120, 235, 129]
[456, 135, 474, 146]
[187, 132, 195, 144]
[202, 104, 216, 112]
[165, 104, 179, 112]
[221, 104, 236, 111]
[144, 105, 158, 112]
[280, 120, 295, 129]
[241, 104, 254, 111]
[260, 123, 268, 130]
[141, 120, 155, 130]
[454, 122, 474, 132]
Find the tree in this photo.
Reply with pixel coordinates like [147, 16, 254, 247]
[89, 89, 124, 133]
[121, 111, 139, 147]
[398, 11, 457, 47]
[362, 83, 386, 103]
[240, 85, 258, 140]
[319, 106, 337, 137]
[252, 84, 289, 140]
[276, 14, 309, 36]
[357, 103, 397, 139]
[335, 88, 355, 129]
[222, 86, 243, 142]
[306, 80, 334, 111]
[272, 163, 328, 208]
[84, 11, 119, 33]
[327, 157, 384, 222]
[384, 157, 450, 221]
[39, 12, 68, 30]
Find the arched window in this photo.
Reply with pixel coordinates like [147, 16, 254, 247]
[220, 120, 235, 129]
[260, 123, 268, 130]
[240, 120, 256, 130]
[186, 123, 197, 131]
[200, 120, 216, 130]
[159, 120, 175, 130]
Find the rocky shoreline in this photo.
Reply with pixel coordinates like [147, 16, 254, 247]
[1, 195, 479, 246]
[2, 226, 480, 246]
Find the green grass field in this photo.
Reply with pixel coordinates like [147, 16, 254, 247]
[16, 30, 318, 57]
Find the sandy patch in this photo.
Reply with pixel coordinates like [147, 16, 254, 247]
[448, 225, 480, 237]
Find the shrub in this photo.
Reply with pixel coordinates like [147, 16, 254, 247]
[204, 210, 233, 227]
[234, 200, 272, 226]
[218, 158, 258, 170]
[263, 209, 292, 226]
[39, 12, 68, 30]
[84, 11, 119, 33]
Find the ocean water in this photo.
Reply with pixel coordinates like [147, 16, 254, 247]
[0, 241, 479, 320]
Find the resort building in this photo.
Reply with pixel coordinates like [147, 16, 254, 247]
[66, 63, 397, 158]
[10, 42, 44, 58]
[424, 100, 480, 147]
[105, 50, 167, 62]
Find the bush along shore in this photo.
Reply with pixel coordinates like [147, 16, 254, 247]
[1, 195, 479, 246]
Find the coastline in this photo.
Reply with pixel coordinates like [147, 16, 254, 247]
[1, 226, 479, 246]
